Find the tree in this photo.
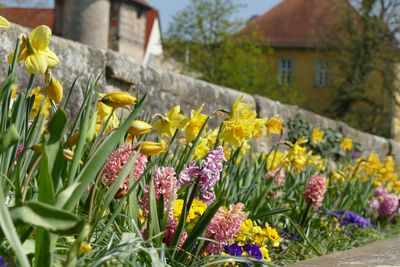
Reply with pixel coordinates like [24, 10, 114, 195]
[325, 0, 400, 137]
[164, 0, 293, 100]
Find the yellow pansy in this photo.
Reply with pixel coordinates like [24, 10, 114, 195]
[153, 105, 186, 137]
[79, 243, 92, 255]
[340, 137, 353, 151]
[266, 116, 283, 138]
[0, 16, 10, 28]
[182, 104, 208, 142]
[260, 246, 271, 261]
[311, 128, 324, 144]
[10, 25, 59, 74]
[265, 223, 281, 247]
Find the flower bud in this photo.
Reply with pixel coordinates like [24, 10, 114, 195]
[46, 78, 63, 103]
[128, 120, 152, 136]
[139, 140, 167, 156]
[100, 92, 136, 109]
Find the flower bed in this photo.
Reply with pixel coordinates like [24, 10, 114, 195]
[0, 21, 399, 267]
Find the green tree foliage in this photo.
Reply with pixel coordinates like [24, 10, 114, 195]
[326, 0, 400, 137]
[164, 0, 297, 102]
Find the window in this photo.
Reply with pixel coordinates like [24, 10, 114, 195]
[315, 58, 330, 87]
[278, 58, 294, 85]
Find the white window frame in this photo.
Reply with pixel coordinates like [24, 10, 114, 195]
[278, 58, 294, 85]
[315, 58, 330, 87]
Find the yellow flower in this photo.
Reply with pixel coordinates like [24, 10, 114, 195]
[100, 92, 137, 109]
[253, 117, 268, 138]
[311, 128, 324, 144]
[173, 199, 207, 228]
[230, 96, 256, 120]
[128, 120, 152, 136]
[30, 86, 51, 119]
[192, 137, 210, 160]
[266, 150, 285, 170]
[140, 140, 167, 156]
[79, 243, 92, 255]
[0, 16, 10, 28]
[97, 102, 120, 132]
[260, 246, 271, 261]
[11, 84, 18, 99]
[340, 137, 353, 151]
[265, 223, 281, 247]
[182, 104, 208, 142]
[46, 77, 63, 103]
[10, 25, 59, 74]
[266, 116, 283, 138]
[221, 116, 253, 148]
[286, 137, 308, 171]
[153, 105, 186, 137]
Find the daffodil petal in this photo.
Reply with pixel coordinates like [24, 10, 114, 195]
[0, 16, 10, 29]
[29, 25, 51, 51]
[42, 47, 60, 67]
[25, 53, 48, 74]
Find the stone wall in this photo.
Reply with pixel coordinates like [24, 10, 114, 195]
[1, 24, 399, 158]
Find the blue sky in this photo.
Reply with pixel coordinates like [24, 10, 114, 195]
[1, 0, 281, 32]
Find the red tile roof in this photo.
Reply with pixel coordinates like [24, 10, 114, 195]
[242, 0, 358, 48]
[144, 9, 159, 53]
[0, 8, 54, 30]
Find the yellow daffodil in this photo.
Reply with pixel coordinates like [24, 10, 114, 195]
[266, 116, 283, 138]
[100, 92, 136, 109]
[182, 104, 208, 142]
[11, 84, 18, 99]
[230, 96, 257, 120]
[46, 77, 63, 103]
[192, 137, 210, 160]
[153, 105, 186, 137]
[311, 128, 324, 144]
[9, 25, 59, 74]
[286, 137, 308, 171]
[128, 120, 152, 136]
[221, 116, 253, 148]
[340, 137, 353, 151]
[266, 150, 285, 170]
[30, 86, 51, 119]
[0, 16, 10, 29]
[97, 102, 120, 131]
[140, 140, 167, 156]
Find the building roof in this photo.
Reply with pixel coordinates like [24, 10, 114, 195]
[241, 0, 358, 48]
[145, 10, 161, 52]
[0, 8, 54, 29]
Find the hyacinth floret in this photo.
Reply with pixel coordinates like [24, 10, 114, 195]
[140, 167, 180, 216]
[103, 144, 147, 196]
[205, 203, 246, 253]
[303, 175, 327, 209]
[379, 194, 399, 217]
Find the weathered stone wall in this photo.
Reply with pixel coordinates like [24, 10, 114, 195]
[1, 24, 399, 157]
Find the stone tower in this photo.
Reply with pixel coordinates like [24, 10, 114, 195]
[54, 0, 110, 49]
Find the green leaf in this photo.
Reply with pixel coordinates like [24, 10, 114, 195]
[252, 208, 291, 220]
[0, 124, 20, 152]
[38, 145, 55, 204]
[11, 201, 82, 234]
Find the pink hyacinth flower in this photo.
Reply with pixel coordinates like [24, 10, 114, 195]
[303, 175, 327, 209]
